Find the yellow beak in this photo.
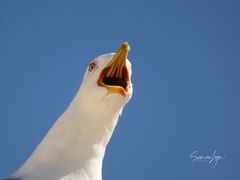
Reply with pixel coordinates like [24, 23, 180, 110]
[97, 42, 131, 96]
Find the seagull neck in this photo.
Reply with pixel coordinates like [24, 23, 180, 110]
[14, 92, 121, 180]
[50, 93, 121, 179]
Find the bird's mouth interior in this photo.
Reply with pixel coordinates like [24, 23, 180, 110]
[97, 42, 130, 96]
[99, 66, 129, 89]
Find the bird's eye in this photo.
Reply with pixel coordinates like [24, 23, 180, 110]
[88, 62, 96, 72]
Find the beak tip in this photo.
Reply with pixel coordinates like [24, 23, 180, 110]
[121, 42, 130, 52]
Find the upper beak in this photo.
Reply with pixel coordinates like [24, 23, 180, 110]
[97, 42, 131, 96]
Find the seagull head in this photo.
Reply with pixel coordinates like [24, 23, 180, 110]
[79, 42, 133, 112]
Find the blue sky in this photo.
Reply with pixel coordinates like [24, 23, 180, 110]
[0, 0, 240, 179]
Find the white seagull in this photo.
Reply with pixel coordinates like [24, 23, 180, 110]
[4, 42, 133, 180]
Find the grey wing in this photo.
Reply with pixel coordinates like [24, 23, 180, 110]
[2, 178, 22, 180]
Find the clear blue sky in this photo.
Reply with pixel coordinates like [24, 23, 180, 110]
[0, 0, 240, 179]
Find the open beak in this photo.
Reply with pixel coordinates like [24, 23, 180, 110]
[97, 42, 131, 96]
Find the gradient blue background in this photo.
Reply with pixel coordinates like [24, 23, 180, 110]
[0, 0, 240, 179]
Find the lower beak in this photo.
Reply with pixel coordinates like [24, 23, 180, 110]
[97, 42, 131, 96]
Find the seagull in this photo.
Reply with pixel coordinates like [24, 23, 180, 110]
[4, 42, 133, 180]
